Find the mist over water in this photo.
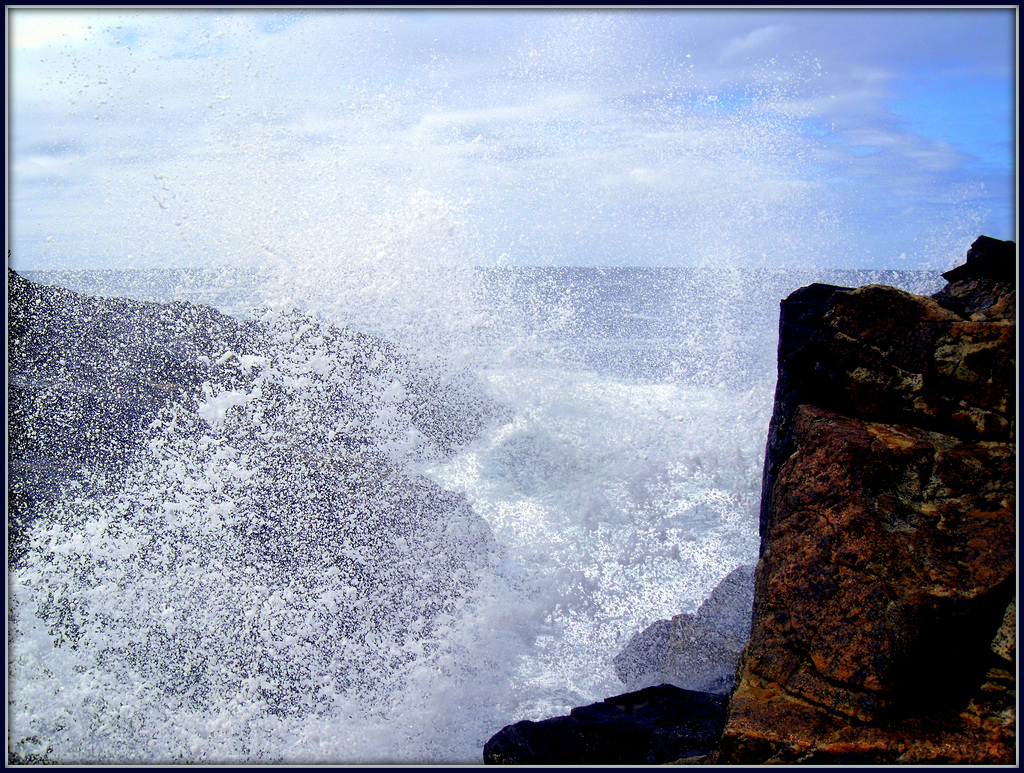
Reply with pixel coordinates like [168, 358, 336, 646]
[9, 11, 960, 764]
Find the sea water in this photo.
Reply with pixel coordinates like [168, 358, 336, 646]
[10, 264, 942, 764]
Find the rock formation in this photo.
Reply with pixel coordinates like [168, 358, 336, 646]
[7, 267, 504, 566]
[7, 268, 507, 742]
[716, 234, 1016, 764]
[8, 268, 243, 565]
[483, 564, 755, 764]
[613, 564, 755, 695]
[483, 685, 728, 765]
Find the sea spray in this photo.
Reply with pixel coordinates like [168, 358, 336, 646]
[9, 10, 967, 764]
[8, 269, 945, 763]
[8, 303, 509, 763]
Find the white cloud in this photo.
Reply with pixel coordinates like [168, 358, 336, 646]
[719, 24, 790, 61]
[9, 10, 98, 48]
[6, 9, 1014, 271]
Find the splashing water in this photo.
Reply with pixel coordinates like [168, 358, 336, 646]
[9, 11, 967, 764]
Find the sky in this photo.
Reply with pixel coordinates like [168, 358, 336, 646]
[6, 7, 1018, 271]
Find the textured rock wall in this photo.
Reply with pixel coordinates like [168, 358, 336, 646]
[715, 236, 1017, 764]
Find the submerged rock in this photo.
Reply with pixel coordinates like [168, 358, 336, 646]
[613, 564, 755, 694]
[716, 235, 1017, 764]
[483, 685, 728, 765]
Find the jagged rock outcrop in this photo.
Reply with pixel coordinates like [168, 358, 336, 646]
[483, 685, 728, 765]
[7, 267, 499, 476]
[8, 268, 248, 565]
[613, 564, 755, 695]
[715, 235, 1017, 764]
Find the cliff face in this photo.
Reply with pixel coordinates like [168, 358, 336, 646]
[716, 235, 1017, 764]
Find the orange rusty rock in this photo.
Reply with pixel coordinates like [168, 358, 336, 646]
[721, 240, 1016, 764]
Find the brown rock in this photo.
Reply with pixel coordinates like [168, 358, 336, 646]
[990, 599, 1016, 663]
[814, 284, 1014, 439]
[720, 667, 1016, 764]
[748, 407, 1014, 721]
[718, 237, 1017, 765]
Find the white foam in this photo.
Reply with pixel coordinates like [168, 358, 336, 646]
[418, 365, 766, 718]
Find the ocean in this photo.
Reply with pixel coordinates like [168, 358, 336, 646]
[9, 265, 943, 763]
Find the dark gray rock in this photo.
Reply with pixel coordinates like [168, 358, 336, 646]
[7, 267, 505, 566]
[613, 564, 755, 694]
[7, 268, 509, 717]
[933, 234, 1016, 319]
[8, 267, 257, 564]
[940, 234, 1016, 283]
[483, 685, 728, 765]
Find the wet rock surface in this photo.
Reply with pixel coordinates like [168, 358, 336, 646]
[613, 564, 755, 695]
[717, 235, 1017, 764]
[8, 268, 245, 565]
[8, 268, 510, 730]
[8, 267, 243, 478]
[483, 685, 728, 765]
